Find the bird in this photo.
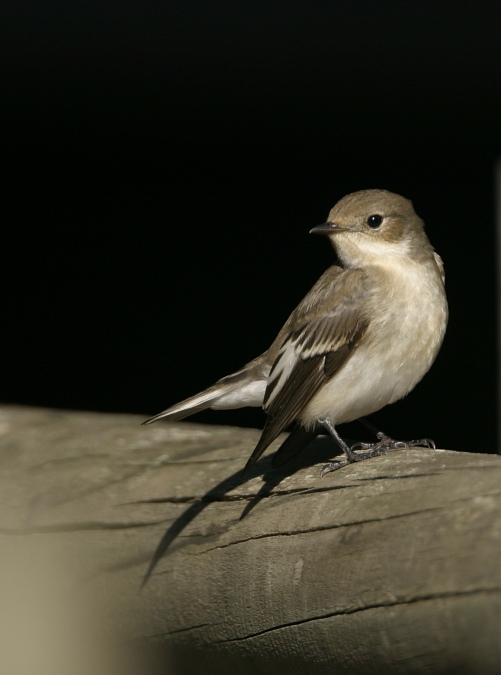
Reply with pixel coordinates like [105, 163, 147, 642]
[144, 189, 448, 475]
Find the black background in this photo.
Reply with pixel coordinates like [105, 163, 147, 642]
[4, 2, 500, 452]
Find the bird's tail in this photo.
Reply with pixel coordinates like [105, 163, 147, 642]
[143, 358, 268, 425]
[143, 382, 229, 424]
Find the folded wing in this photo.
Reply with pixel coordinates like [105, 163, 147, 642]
[244, 268, 369, 471]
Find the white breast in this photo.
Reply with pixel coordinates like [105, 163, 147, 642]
[300, 259, 448, 428]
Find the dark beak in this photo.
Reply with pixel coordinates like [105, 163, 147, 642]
[310, 222, 343, 235]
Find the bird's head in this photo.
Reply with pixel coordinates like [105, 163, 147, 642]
[310, 189, 433, 269]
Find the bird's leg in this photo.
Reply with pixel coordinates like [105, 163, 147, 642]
[318, 418, 390, 476]
[352, 417, 435, 452]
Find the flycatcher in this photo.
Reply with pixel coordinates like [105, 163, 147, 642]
[145, 190, 448, 474]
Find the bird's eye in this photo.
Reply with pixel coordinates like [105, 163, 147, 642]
[367, 214, 383, 229]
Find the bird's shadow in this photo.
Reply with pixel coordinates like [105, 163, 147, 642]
[138, 435, 339, 587]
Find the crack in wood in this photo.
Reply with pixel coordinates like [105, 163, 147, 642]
[0, 519, 172, 535]
[190, 505, 445, 554]
[128, 486, 317, 507]
[213, 588, 501, 644]
[185, 489, 501, 555]
[146, 623, 214, 639]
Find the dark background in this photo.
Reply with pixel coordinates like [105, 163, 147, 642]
[4, 2, 500, 452]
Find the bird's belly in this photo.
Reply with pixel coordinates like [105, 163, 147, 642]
[300, 278, 447, 427]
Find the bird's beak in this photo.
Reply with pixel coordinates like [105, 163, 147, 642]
[309, 222, 348, 235]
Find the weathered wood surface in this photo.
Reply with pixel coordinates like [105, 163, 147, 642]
[0, 405, 500, 674]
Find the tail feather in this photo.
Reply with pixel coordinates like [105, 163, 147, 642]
[142, 383, 230, 425]
[143, 359, 269, 425]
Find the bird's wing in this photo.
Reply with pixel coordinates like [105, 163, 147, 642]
[244, 267, 369, 471]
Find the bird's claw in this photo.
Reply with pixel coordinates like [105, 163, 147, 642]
[320, 459, 349, 477]
[408, 437, 436, 449]
[320, 444, 386, 477]
[349, 440, 373, 451]
[350, 436, 435, 452]
[320, 436, 436, 477]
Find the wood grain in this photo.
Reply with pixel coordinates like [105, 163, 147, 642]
[0, 405, 500, 674]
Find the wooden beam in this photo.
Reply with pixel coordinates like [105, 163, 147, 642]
[1, 405, 500, 674]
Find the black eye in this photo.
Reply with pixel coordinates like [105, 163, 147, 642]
[367, 214, 383, 229]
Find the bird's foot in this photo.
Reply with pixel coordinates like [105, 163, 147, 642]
[320, 442, 387, 476]
[320, 435, 435, 477]
[350, 434, 435, 452]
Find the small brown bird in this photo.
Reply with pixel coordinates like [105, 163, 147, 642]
[144, 190, 448, 474]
